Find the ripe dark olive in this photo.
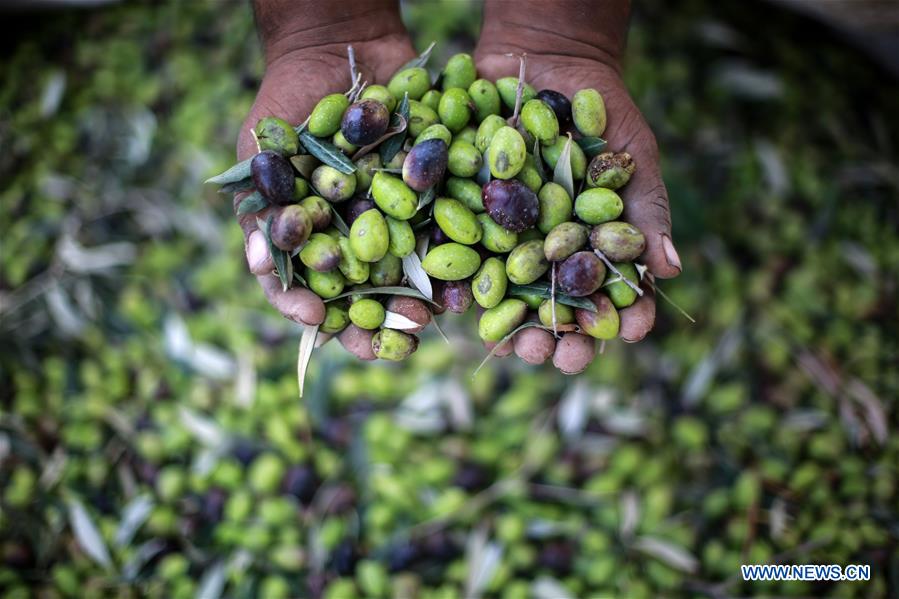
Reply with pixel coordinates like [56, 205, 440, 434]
[340, 99, 390, 146]
[537, 539, 574, 574]
[402, 139, 448, 192]
[430, 224, 451, 246]
[557, 251, 606, 297]
[282, 465, 319, 505]
[343, 197, 375, 225]
[536, 89, 572, 127]
[270, 204, 312, 251]
[442, 279, 474, 313]
[482, 179, 539, 233]
[251, 150, 296, 204]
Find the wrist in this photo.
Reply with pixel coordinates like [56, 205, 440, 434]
[477, 0, 629, 71]
[254, 0, 406, 66]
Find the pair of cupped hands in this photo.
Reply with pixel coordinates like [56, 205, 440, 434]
[235, 3, 681, 372]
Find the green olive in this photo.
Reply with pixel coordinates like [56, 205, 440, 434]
[371, 171, 417, 220]
[361, 84, 397, 113]
[477, 213, 518, 253]
[475, 114, 507, 154]
[308, 94, 349, 138]
[414, 124, 452, 147]
[537, 182, 573, 234]
[496, 77, 537, 109]
[468, 79, 501, 122]
[572, 88, 607, 137]
[520, 99, 559, 145]
[487, 126, 527, 179]
[506, 239, 549, 284]
[446, 176, 484, 213]
[574, 187, 623, 225]
[408, 100, 439, 138]
[421, 243, 482, 280]
[254, 117, 299, 155]
[442, 53, 477, 91]
[387, 67, 430, 101]
[472, 257, 508, 309]
[348, 298, 386, 330]
[386, 216, 416, 257]
[434, 197, 482, 245]
[447, 140, 483, 178]
[478, 298, 528, 342]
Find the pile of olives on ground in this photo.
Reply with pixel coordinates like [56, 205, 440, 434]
[209, 51, 645, 371]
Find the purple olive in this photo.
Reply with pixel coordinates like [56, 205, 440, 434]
[343, 197, 375, 225]
[557, 251, 606, 297]
[271, 204, 312, 251]
[340, 99, 390, 146]
[402, 139, 448, 192]
[482, 179, 539, 233]
[442, 279, 474, 313]
[251, 150, 295, 204]
[430, 225, 451, 246]
[536, 89, 572, 127]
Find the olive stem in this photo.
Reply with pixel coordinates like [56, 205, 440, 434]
[550, 262, 558, 337]
[509, 53, 527, 126]
[592, 249, 644, 297]
[347, 44, 358, 87]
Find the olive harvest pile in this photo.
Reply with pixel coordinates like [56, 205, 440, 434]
[207, 49, 647, 372]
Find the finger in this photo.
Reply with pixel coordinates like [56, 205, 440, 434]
[314, 332, 334, 349]
[618, 280, 655, 343]
[552, 332, 595, 375]
[338, 324, 377, 361]
[513, 326, 556, 365]
[247, 229, 275, 275]
[257, 273, 326, 326]
[484, 339, 514, 358]
[385, 296, 431, 334]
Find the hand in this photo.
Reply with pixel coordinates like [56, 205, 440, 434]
[474, 0, 682, 372]
[235, 1, 416, 348]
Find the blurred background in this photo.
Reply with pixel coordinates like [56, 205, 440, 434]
[0, 0, 897, 597]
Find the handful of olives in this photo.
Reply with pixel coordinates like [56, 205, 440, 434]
[208, 49, 646, 372]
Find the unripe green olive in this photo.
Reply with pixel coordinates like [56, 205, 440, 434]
[408, 100, 439, 138]
[496, 77, 537, 109]
[574, 188, 623, 225]
[538, 299, 575, 327]
[361, 84, 397, 112]
[446, 177, 484, 213]
[308, 94, 349, 138]
[447, 140, 483, 178]
[420, 89, 442, 112]
[349, 209, 389, 263]
[572, 88, 607, 137]
[387, 67, 430, 101]
[421, 243, 481, 280]
[371, 172, 417, 220]
[442, 53, 477, 90]
[506, 239, 549, 284]
[469, 79, 501, 122]
[312, 165, 356, 202]
[475, 114, 507, 154]
[478, 299, 527, 342]
[434, 197, 482, 245]
[537, 182, 572, 234]
[542, 136, 587, 180]
[472, 257, 508, 309]
[254, 116, 299, 155]
[438, 88, 472, 133]
[348, 299, 386, 330]
[477, 213, 518, 253]
[487, 126, 527, 179]
[520, 99, 559, 145]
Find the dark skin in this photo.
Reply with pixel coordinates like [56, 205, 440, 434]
[238, 0, 681, 366]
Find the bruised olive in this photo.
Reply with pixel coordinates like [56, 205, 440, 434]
[251, 150, 295, 205]
[340, 99, 390, 146]
[344, 197, 375, 225]
[270, 205, 312, 251]
[402, 139, 448, 192]
[590, 221, 646, 261]
[482, 179, 539, 233]
[536, 90, 572, 127]
[557, 251, 606, 297]
[442, 279, 474, 313]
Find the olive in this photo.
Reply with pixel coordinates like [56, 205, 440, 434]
[340, 99, 390, 146]
[282, 465, 319, 505]
[482, 179, 539, 233]
[442, 279, 474, 313]
[344, 197, 375, 225]
[557, 251, 606, 297]
[251, 150, 295, 205]
[270, 204, 312, 251]
[536, 89, 572, 127]
[402, 139, 448, 192]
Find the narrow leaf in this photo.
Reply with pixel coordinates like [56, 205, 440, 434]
[298, 324, 319, 398]
[299, 131, 355, 174]
[324, 286, 439, 305]
[633, 536, 699, 573]
[290, 154, 319, 179]
[219, 178, 255, 194]
[382, 311, 423, 330]
[235, 191, 269, 216]
[178, 407, 226, 447]
[260, 215, 293, 291]
[293, 271, 307, 287]
[115, 495, 154, 547]
[475, 150, 491, 185]
[648, 281, 696, 323]
[474, 322, 549, 376]
[330, 206, 350, 236]
[352, 115, 407, 161]
[553, 133, 575, 199]
[396, 41, 436, 72]
[379, 93, 410, 164]
[508, 283, 597, 311]
[402, 253, 433, 301]
[205, 157, 252, 185]
[576, 136, 608, 158]
[416, 186, 436, 211]
[68, 499, 112, 569]
[197, 560, 227, 599]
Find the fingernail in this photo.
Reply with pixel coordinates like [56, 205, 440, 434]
[661, 234, 681, 272]
[247, 230, 272, 274]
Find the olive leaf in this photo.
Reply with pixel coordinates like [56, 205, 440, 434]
[533, 139, 548, 183]
[205, 156, 252, 185]
[290, 155, 319, 179]
[382, 311, 423, 331]
[412, 217, 432, 231]
[352, 115, 408, 161]
[402, 250, 433, 300]
[67, 498, 113, 569]
[431, 315, 450, 344]
[293, 271, 307, 287]
[329, 206, 350, 236]
[576, 136, 608, 158]
[396, 41, 436, 72]
[114, 494, 154, 548]
[298, 130, 356, 174]
[258, 215, 293, 292]
[553, 133, 575, 199]
[297, 323, 319, 398]
[473, 321, 550, 376]
[379, 93, 410, 164]
[324, 286, 439, 305]
[416, 186, 436, 211]
[508, 283, 597, 311]
[235, 191, 269, 216]
[219, 177, 255, 194]
[648, 280, 696, 323]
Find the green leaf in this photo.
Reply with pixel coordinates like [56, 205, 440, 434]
[297, 323, 319, 398]
[235, 191, 269, 215]
[396, 41, 436, 72]
[473, 322, 549, 376]
[324, 286, 439, 305]
[553, 134, 575, 199]
[298, 130, 356, 174]
[508, 283, 597, 311]
[576, 136, 608, 158]
[416, 186, 436, 211]
[330, 206, 350, 236]
[293, 271, 307, 287]
[219, 177, 255, 194]
[259, 215, 293, 292]
[290, 154, 319, 179]
[205, 157, 252, 185]
[68, 499, 113, 569]
[379, 93, 410, 164]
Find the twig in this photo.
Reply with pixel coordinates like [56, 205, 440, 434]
[508, 53, 527, 126]
[550, 262, 558, 336]
[347, 45, 358, 85]
[593, 249, 644, 296]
